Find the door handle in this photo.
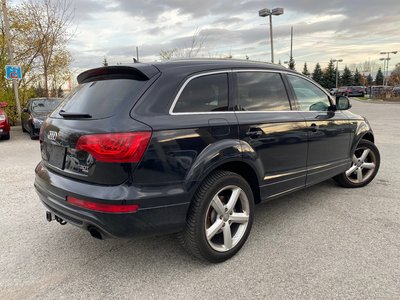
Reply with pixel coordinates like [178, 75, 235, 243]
[246, 128, 263, 138]
[310, 123, 318, 132]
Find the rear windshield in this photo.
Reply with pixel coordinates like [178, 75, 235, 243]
[51, 79, 147, 119]
[32, 99, 62, 113]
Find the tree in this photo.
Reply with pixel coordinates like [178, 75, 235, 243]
[312, 63, 324, 86]
[367, 74, 373, 86]
[389, 63, 400, 85]
[302, 62, 310, 77]
[341, 66, 353, 86]
[322, 59, 336, 89]
[353, 68, 362, 85]
[102, 57, 108, 67]
[375, 68, 384, 85]
[160, 29, 206, 60]
[19, 0, 74, 96]
[288, 58, 295, 71]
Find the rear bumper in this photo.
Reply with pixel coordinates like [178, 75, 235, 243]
[0, 121, 10, 134]
[34, 162, 190, 238]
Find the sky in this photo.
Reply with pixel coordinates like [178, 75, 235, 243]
[19, 0, 400, 74]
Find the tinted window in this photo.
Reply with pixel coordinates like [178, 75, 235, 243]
[51, 79, 147, 119]
[237, 72, 290, 111]
[287, 75, 331, 111]
[173, 73, 228, 113]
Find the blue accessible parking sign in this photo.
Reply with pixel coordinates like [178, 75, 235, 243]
[5, 65, 22, 80]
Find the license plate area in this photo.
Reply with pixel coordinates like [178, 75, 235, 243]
[44, 143, 66, 169]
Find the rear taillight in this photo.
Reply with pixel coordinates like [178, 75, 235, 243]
[76, 132, 151, 163]
[67, 196, 139, 213]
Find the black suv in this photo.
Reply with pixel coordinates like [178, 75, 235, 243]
[35, 60, 380, 262]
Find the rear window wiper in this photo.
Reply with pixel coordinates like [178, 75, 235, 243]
[59, 110, 92, 118]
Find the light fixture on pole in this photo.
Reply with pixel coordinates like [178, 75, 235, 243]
[380, 51, 398, 86]
[259, 7, 284, 64]
[332, 59, 343, 89]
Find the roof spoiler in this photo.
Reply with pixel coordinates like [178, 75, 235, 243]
[77, 64, 159, 84]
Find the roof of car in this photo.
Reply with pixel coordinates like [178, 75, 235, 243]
[151, 58, 289, 71]
[78, 59, 296, 83]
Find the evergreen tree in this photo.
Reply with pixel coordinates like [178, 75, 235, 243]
[353, 68, 362, 85]
[288, 58, 295, 71]
[322, 59, 336, 89]
[302, 62, 310, 77]
[103, 57, 109, 67]
[367, 74, 373, 86]
[341, 66, 353, 86]
[312, 63, 324, 86]
[375, 68, 384, 85]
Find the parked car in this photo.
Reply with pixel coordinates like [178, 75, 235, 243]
[337, 86, 365, 97]
[21, 98, 62, 139]
[35, 60, 380, 262]
[0, 102, 10, 140]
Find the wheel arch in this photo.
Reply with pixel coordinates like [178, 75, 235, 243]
[188, 159, 262, 205]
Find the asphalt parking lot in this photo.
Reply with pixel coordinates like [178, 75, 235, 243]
[0, 99, 399, 299]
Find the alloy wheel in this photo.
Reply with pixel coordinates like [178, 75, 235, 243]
[345, 146, 377, 184]
[204, 185, 250, 252]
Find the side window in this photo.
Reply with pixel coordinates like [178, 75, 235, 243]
[236, 72, 291, 111]
[287, 75, 331, 111]
[173, 73, 228, 113]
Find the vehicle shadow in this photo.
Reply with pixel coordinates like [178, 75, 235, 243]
[47, 179, 339, 269]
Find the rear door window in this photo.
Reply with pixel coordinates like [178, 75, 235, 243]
[173, 73, 229, 113]
[236, 72, 291, 111]
[51, 79, 147, 119]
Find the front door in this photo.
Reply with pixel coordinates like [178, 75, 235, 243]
[285, 74, 351, 186]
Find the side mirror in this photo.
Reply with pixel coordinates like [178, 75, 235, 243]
[336, 96, 352, 110]
[0, 102, 7, 108]
[22, 107, 29, 113]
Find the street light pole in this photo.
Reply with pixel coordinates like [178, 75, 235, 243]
[332, 59, 343, 89]
[259, 7, 284, 64]
[269, 14, 274, 63]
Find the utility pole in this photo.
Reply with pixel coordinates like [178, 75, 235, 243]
[136, 46, 139, 62]
[380, 51, 398, 86]
[1, 0, 21, 120]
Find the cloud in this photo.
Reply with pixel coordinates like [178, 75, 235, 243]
[57, 0, 400, 73]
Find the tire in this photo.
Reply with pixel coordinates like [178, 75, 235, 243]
[179, 170, 254, 263]
[1, 133, 10, 140]
[22, 123, 27, 132]
[30, 125, 36, 140]
[334, 139, 380, 188]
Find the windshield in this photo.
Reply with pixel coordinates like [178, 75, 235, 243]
[31, 99, 62, 113]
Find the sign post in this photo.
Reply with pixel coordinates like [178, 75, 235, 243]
[1, 0, 22, 120]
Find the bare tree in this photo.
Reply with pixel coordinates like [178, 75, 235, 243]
[159, 29, 206, 61]
[20, 0, 74, 96]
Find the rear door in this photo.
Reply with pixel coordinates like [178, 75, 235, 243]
[285, 74, 352, 186]
[234, 71, 308, 199]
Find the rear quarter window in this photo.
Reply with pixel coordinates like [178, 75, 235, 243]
[51, 79, 147, 119]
